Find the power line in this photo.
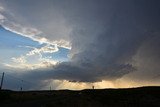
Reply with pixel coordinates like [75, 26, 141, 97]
[0, 71, 38, 90]
[0, 71, 49, 91]
[4, 73, 37, 85]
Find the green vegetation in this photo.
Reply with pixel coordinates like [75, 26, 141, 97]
[0, 86, 160, 107]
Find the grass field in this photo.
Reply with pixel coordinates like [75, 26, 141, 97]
[0, 86, 160, 107]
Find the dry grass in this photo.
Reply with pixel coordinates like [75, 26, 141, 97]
[0, 86, 160, 107]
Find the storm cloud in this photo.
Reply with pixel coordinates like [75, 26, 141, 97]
[0, 0, 160, 89]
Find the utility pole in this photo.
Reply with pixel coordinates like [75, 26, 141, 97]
[20, 80, 23, 91]
[50, 86, 52, 91]
[92, 85, 94, 89]
[0, 72, 4, 90]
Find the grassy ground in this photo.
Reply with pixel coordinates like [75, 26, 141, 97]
[0, 86, 160, 107]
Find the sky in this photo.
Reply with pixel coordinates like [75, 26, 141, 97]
[0, 0, 160, 90]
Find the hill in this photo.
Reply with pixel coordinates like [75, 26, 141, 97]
[0, 86, 160, 107]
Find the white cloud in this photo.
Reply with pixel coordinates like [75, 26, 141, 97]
[1, 20, 43, 42]
[12, 56, 26, 64]
[3, 61, 57, 70]
[26, 44, 59, 56]
[8, 44, 59, 70]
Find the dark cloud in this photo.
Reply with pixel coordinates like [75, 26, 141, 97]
[48, 0, 160, 82]
[0, 0, 160, 88]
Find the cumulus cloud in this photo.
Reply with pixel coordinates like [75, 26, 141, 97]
[26, 44, 59, 56]
[0, 0, 160, 89]
[6, 44, 59, 70]
[12, 56, 26, 64]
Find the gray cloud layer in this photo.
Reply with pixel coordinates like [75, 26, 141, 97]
[0, 0, 160, 88]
